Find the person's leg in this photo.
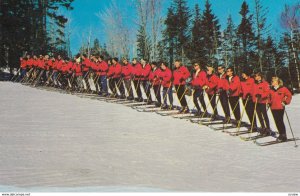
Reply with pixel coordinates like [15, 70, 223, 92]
[272, 109, 287, 140]
[168, 86, 173, 108]
[153, 85, 161, 105]
[220, 91, 230, 119]
[229, 96, 241, 122]
[199, 90, 207, 112]
[193, 89, 201, 112]
[208, 94, 218, 116]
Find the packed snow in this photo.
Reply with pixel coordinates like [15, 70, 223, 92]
[0, 81, 299, 192]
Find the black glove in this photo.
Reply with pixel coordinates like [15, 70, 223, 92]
[179, 78, 185, 83]
[226, 89, 233, 96]
[217, 88, 223, 94]
[255, 94, 262, 100]
[245, 93, 251, 98]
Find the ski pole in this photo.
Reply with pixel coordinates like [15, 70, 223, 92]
[250, 98, 258, 134]
[225, 96, 241, 125]
[161, 83, 172, 107]
[146, 81, 155, 103]
[206, 94, 220, 124]
[284, 110, 298, 147]
[200, 92, 216, 118]
[236, 96, 249, 134]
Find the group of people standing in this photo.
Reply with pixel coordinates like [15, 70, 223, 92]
[18, 53, 293, 142]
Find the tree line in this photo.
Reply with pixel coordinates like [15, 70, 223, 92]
[97, 0, 300, 90]
[0, 0, 74, 71]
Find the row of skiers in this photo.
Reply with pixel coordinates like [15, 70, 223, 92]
[18, 54, 293, 142]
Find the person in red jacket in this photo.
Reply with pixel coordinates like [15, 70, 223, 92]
[203, 65, 219, 120]
[160, 62, 173, 109]
[226, 66, 241, 123]
[240, 67, 257, 130]
[122, 58, 134, 100]
[253, 71, 272, 136]
[140, 59, 152, 104]
[106, 58, 115, 97]
[190, 63, 207, 116]
[73, 54, 83, 91]
[112, 57, 125, 99]
[20, 57, 27, 79]
[132, 58, 143, 102]
[98, 55, 109, 96]
[173, 60, 191, 113]
[217, 65, 230, 121]
[269, 77, 292, 141]
[149, 62, 162, 107]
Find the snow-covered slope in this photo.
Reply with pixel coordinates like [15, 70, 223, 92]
[0, 82, 299, 192]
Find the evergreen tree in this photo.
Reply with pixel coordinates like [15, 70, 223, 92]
[173, 0, 191, 63]
[91, 38, 102, 55]
[136, 25, 151, 60]
[237, 1, 256, 72]
[163, 7, 177, 68]
[254, 0, 271, 72]
[223, 15, 238, 69]
[201, 0, 221, 67]
[187, 4, 205, 64]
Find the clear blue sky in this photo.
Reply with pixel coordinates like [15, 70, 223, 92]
[68, 0, 297, 55]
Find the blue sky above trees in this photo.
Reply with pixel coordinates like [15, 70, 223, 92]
[69, 0, 296, 55]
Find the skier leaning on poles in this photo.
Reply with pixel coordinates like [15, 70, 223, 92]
[149, 61, 162, 107]
[216, 65, 231, 122]
[203, 65, 219, 121]
[173, 59, 191, 114]
[160, 61, 173, 110]
[140, 59, 152, 104]
[121, 57, 134, 100]
[225, 66, 241, 124]
[132, 58, 143, 102]
[97, 55, 109, 96]
[240, 67, 258, 131]
[190, 63, 207, 116]
[106, 58, 115, 97]
[269, 77, 292, 142]
[252, 71, 273, 136]
[111, 57, 125, 99]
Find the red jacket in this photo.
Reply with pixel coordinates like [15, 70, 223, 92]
[39, 59, 46, 69]
[112, 63, 122, 78]
[217, 73, 229, 91]
[99, 61, 108, 76]
[107, 65, 114, 78]
[206, 74, 219, 95]
[149, 67, 162, 86]
[191, 70, 207, 87]
[269, 86, 292, 110]
[252, 80, 270, 104]
[61, 61, 73, 73]
[33, 59, 38, 68]
[161, 67, 172, 88]
[82, 58, 92, 72]
[140, 64, 151, 81]
[20, 59, 26, 69]
[132, 63, 143, 80]
[26, 58, 34, 67]
[173, 66, 190, 85]
[227, 75, 241, 97]
[72, 63, 82, 76]
[122, 63, 133, 80]
[54, 59, 63, 72]
[241, 77, 255, 100]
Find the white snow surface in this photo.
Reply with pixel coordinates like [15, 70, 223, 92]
[0, 82, 300, 192]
